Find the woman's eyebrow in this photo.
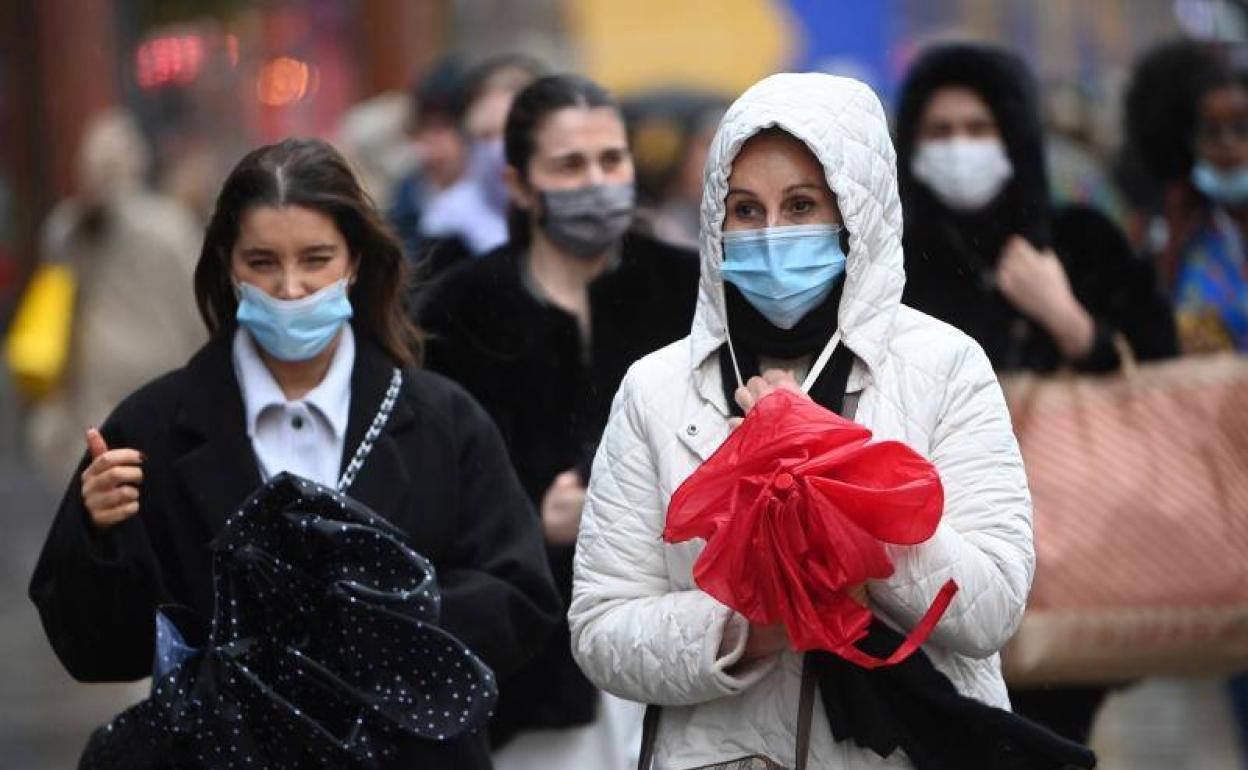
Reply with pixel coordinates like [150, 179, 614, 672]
[727, 187, 757, 197]
[783, 183, 823, 194]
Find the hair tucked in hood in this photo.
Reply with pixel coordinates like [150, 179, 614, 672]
[895, 43, 1051, 259]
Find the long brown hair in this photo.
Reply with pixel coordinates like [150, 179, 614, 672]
[194, 138, 420, 365]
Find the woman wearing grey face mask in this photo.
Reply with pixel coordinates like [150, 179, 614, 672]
[418, 74, 700, 769]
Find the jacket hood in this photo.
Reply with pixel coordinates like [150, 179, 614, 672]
[691, 73, 905, 377]
[895, 43, 1051, 251]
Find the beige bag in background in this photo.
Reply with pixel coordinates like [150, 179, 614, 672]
[1001, 352, 1248, 685]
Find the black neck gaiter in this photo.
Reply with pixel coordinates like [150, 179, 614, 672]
[718, 277, 853, 418]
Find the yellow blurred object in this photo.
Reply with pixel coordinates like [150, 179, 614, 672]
[5, 264, 76, 401]
[632, 118, 685, 179]
[567, 0, 796, 96]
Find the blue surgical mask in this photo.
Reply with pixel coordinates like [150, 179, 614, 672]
[235, 278, 353, 361]
[1192, 161, 1248, 205]
[720, 224, 847, 329]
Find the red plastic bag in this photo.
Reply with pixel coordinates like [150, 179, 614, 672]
[663, 389, 957, 668]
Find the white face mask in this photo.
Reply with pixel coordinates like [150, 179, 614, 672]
[911, 137, 1014, 212]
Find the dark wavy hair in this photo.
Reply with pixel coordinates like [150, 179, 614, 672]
[1123, 40, 1242, 184]
[194, 138, 419, 365]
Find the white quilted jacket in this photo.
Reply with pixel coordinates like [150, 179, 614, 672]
[568, 73, 1034, 769]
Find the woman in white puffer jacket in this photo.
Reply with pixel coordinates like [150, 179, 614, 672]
[568, 73, 1035, 769]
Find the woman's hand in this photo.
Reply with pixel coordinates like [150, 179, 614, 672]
[724, 584, 869, 675]
[80, 428, 144, 529]
[997, 235, 1096, 360]
[541, 470, 587, 546]
[728, 369, 807, 430]
[730, 622, 789, 674]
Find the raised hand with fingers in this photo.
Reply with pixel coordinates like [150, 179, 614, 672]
[80, 428, 144, 529]
[541, 470, 587, 546]
[729, 368, 808, 431]
[996, 235, 1096, 359]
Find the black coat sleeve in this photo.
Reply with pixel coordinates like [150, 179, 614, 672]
[1054, 205, 1179, 372]
[435, 387, 562, 680]
[28, 403, 164, 683]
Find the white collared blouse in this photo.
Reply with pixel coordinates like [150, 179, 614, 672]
[231, 325, 354, 489]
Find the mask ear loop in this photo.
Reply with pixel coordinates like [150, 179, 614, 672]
[725, 327, 745, 390]
[720, 255, 746, 390]
[720, 270, 842, 394]
[800, 329, 842, 394]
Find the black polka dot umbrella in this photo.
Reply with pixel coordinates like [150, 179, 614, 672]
[79, 472, 498, 769]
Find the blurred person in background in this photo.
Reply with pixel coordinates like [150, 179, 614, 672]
[625, 91, 727, 250]
[157, 140, 228, 225]
[419, 74, 700, 770]
[1124, 40, 1248, 355]
[388, 57, 470, 265]
[894, 42, 1178, 743]
[419, 54, 546, 260]
[30, 137, 560, 769]
[1042, 79, 1129, 225]
[392, 54, 546, 284]
[1123, 37, 1248, 752]
[336, 90, 421, 212]
[28, 108, 205, 487]
[897, 43, 1177, 376]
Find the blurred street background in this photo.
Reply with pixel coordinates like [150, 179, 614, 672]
[3, 1, 1248, 767]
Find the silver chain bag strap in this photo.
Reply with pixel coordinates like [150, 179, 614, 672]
[336, 367, 402, 493]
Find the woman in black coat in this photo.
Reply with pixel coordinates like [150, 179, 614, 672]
[895, 43, 1179, 745]
[419, 75, 700, 765]
[29, 138, 561, 770]
[897, 43, 1178, 375]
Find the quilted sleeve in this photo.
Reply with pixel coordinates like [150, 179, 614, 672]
[568, 368, 776, 706]
[869, 340, 1035, 659]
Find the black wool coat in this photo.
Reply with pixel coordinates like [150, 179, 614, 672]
[419, 231, 700, 743]
[903, 204, 1179, 373]
[29, 327, 562, 769]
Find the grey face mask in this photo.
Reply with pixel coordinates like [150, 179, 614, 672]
[538, 183, 635, 259]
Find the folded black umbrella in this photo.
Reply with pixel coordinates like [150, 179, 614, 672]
[813, 618, 1097, 770]
[80, 473, 498, 770]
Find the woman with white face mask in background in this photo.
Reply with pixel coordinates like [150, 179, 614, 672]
[896, 43, 1179, 745]
[898, 43, 1177, 375]
[1125, 40, 1248, 354]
